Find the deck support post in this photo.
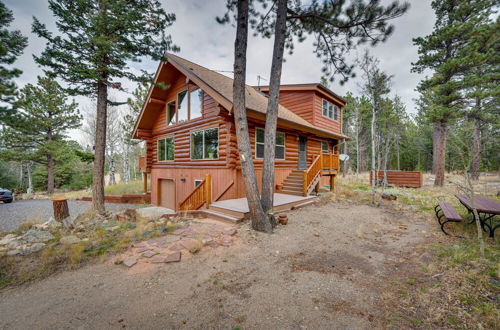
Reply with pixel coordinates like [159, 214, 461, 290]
[330, 174, 336, 192]
[143, 172, 148, 193]
[205, 174, 212, 208]
[314, 181, 320, 194]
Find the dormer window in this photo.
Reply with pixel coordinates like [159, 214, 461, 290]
[322, 98, 339, 121]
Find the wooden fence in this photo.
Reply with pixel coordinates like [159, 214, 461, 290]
[369, 170, 423, 188]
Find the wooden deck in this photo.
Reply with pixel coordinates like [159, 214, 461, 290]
[209, 193, 316, 219]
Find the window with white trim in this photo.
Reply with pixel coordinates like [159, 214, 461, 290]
[194, 179, 202, 187]
[255, 128, 285, 160]
[190, 127, 219, 160]
[157, 137, 174, 161]
[321, 141, 329, 153]
[322, 98, 339, 121]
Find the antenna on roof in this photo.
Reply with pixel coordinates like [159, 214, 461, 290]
[257, 75, 268, 89]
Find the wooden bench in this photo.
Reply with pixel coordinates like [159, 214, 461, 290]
[434, 202, 462, 235]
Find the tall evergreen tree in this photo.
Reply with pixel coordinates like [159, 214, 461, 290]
[0, 1, 28, 112]
[0, 77, 81, 193]
[220, 0, 409, 232]
[32, 0, 177, 211]
[412, 0, 496, 186]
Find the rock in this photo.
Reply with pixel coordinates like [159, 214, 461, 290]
[22, 229, 54, 243]
[105, 225, 120, 231]
[7, 249, 22, 256]
[21, 243, 46, 255]
[151, 252, 181, 263]
[115, 209, 137, 222]
[62, 215, 77, 229]
[223, 228, 237, 236]
[0, 234, 18, 245]
[60, 235, 82, 245]
[123, 258, 138, 267]
[142, 251, 157, 258]
[136, 247, 152, 253]
[136, 207, 175, 220]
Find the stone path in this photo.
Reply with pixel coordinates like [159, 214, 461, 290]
[119, 220, 237, 268]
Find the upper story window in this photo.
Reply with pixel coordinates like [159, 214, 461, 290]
[167, 101, 176, 125]
[190, 127, 218, 160]
[168, 88, 204, 126]
[177, 90, 188, 123]
[321, 141, 329, 153]
[255, 128, 285, 160]
[190, 88, 203, 120]
[158, 137, 174, 161]
[322, 98, 339, 121]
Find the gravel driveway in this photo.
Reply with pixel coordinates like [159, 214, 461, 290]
[0, 200, 143, 232]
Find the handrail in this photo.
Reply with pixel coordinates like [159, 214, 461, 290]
[303, 154, 322, 196]
[302, 153, 340, 196]
[178, 174, 212, 211]
[214, 180, 234, 202]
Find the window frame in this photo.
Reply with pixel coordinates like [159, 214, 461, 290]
[194, 179, 203, 187]
[321, 98, 340, 121]
[176, 89, 189, 124]
[321, 141, 329, 154]
[189, 127, 219, 161]
[254, 127, 286, 160]
[189, 87, 204, 120]
[166, 100, 176, 126]
[157, 136, 175, 162]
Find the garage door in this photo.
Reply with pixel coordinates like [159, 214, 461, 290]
[159, 179, 176, 210]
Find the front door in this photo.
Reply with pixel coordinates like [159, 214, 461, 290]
[298, 136, 307, 170]
[159, 179, 176, 210]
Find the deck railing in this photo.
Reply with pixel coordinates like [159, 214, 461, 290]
[302, 153, 340, 196]
[178, 174, 212, 211]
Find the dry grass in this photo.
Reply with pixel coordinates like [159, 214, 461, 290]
[51, 180, 149, 200]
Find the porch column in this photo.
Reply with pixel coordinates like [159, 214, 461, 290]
[329, 174, 335, 192]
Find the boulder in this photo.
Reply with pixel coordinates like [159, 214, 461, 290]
[115, 209, 137, 222]
[22, 229, 54, 243]
[60, 235, 81, 245]
[0, 234, 18, 246]
[20, 243, 46, 255]
[136, 207, 175, 221]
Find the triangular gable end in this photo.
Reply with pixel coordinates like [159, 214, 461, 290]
[132, 54, 232, 139]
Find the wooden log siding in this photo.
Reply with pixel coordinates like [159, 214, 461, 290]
[369, 170, 423, 188]
[312, 92, 342, 134]
[276, 90, 315, 123]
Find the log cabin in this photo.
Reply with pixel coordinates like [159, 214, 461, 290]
[133, 53, 347, 219]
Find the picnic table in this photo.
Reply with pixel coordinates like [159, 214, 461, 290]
[455, 194, 500, 238]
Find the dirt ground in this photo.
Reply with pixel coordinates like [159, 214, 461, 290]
[0, 199, 437, 329]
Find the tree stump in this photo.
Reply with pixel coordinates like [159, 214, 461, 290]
[52, 198, 69, 222]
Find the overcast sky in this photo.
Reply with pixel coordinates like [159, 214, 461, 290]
[5, 0, 434, 142]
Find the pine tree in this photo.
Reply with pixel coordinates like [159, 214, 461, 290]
[0, 1, 28, 112]
[32, 0, 177, 211]
[412, 0, 496, 186]
[220, 0, 409, 231]
[0, 77, 81, 193]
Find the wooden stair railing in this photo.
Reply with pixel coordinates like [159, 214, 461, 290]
[302, 153, 340, 196]
[214, 180, 234, 202]
[178, 174, 212, 211]
[303, 154, 322, 196]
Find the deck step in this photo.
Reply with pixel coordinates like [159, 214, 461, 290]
[209, 205, 247, 218]
[291, 200, 316, 210]
[280, 189, 304, 196]
[202, 209, 243, 223]
[283, 182, 303, 188]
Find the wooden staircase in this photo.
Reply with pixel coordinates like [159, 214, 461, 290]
[281, 169, 307, 196]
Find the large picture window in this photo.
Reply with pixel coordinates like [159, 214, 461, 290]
[190, 127, 218, 160]
[322, 98, 339, 121]
[158, 137, 174, 161]
[321, 141, 329, 153]
[255, 128, 285, 160]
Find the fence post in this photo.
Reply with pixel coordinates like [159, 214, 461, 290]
[303, 171, 307, 196]
[205, 174, 212, 208]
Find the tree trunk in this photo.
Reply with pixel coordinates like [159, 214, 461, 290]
[92, 80, 108, 212]
[396, 136, 400, 171]
[27, 162, 33, 194]
[261, 0, 287, 217]
[471, 117, 481, 181]
[370, 106, 377, 204]
[47, 153, 55, 194]
[342, 139, 349, 177]
[432, 122, 439, 174]
[433, 120, 447, 186]
[232, 0, 270, 232]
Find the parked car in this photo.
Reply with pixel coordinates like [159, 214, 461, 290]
[0, 188, 13, 203]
